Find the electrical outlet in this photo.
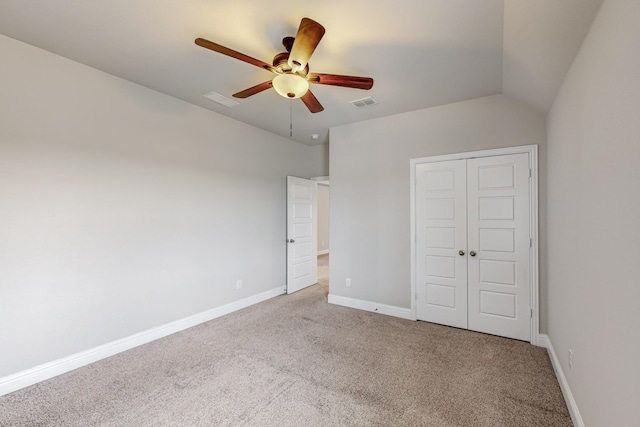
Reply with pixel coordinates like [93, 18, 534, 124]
[568, 349, 574, 372]
[345, 278, 351, 287]
[236, 280, 242, 290]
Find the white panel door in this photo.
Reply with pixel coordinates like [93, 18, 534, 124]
[467, 153, 530, 341]
[415, 160, 468, 329]
[287, 176, 318, 294]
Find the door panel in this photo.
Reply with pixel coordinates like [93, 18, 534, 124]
[480, 291, 516, 318]
[479, 228, 515, 252]
[478, 197, 514, 220]
[467, 153, 530, 341]
[416, 160, 468, 329]
[479, 260, 516, 285]
[287, 176, 318, 294]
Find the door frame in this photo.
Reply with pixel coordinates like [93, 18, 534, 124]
[410, 145, 539, 345]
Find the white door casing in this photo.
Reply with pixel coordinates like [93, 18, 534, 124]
[412, 146, 538, 343]
[287, 176, 318, 294]
[415, 160, 468, 329]
[467, 153, 531, 341]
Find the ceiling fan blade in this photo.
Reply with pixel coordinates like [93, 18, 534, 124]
[300, 90, 324, 113]
[308, 73, 374, 90]
[195, 38, 276, 73]
[288, 18, 325, 73]
[232, 81, 274, 98]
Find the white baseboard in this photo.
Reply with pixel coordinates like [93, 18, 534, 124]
[538, 333, 584, 427]
[317, 249, 329, 256]
[537, 333, 549, 348]
[0, 286, 285, 397]
[328, 294, 414, 320]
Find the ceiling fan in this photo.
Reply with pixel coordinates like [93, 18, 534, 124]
[195, 17, 374, 113]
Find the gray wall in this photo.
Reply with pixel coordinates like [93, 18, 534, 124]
[0, 35, 327, 377]
[329, 95, 546, 316]
[546, 0, 640, 424]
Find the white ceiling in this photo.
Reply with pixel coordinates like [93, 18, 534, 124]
[0, 0, 601, 146]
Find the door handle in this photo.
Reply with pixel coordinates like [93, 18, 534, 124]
[469, 251, 476, 257]
[458, 250, 465, 256]
[288, 239, 295, 243]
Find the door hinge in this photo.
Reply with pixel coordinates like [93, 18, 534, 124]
[530, 309, 533, 319]
[529, 168, 532, 178]
[530, 238, 533, 248]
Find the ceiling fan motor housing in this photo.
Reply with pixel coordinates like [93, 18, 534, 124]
[272, 50, 309, 77]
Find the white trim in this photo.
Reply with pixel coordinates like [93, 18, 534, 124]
[536, 333, 549, 349]
[538, 334, 585, 427]
[410, 145, 540, 344]
[311, 176, 330, 186]
[409, 158, 418, 321]
[410, 145, 538, 164]
[328, 294, 413, 320]
[0, 286, 285, 397]
[317, 249, 329, 256]
[528, 146, 540, 346]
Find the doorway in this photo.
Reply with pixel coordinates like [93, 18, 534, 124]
[286, 176, 318, 294]
[286, 176, 330, 295]
[314, 177, 330, 295]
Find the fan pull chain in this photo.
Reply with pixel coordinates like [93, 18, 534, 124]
[289, 101, 293, 138]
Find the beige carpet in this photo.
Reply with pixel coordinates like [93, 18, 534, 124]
[0, 255, 570, 426]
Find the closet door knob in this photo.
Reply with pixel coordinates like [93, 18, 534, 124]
[458, 250, 465, 256]
[288, 239, 295, 243]
[470, 251, 477, 257]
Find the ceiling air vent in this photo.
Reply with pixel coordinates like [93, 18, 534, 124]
[203, 91, 239, 108]
[349, 96, 378, 109]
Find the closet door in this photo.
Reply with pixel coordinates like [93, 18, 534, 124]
[467, 153, 531, 341]
[415, 160, 468, 329]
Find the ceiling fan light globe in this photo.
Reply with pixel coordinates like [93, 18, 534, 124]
[272, 74, 309, 99]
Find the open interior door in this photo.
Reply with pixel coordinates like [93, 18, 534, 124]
[287, 176, 318, 294]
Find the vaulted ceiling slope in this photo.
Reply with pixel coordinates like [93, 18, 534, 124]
[0, 0, 602, 145]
